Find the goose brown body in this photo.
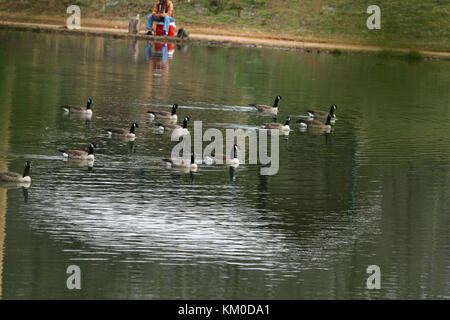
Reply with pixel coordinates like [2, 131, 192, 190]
[156, 117, 190, 133]
[298, 114, 332, 130]
[249, 95, 282, 114]
[106, 123, 139, 137]
[163, 152, 197, 170]
[61, 98, 93, 114]
[59, 143, 96, 160]
[261, 116, 290, 131]
[148, 104, 178, 120]
[307, 104, 337, 119]
[0, 161, 32, 183]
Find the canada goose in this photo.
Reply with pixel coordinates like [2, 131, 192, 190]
[106, 122, 139, 138]
[307, 104, 337, 119]
[205, 144, 240, 167]
[148, 104, 178, 121]
[0, 160, 32, 183]
[156, 117, 190, 135]
[298, 114, 332, 130]
[61, 98, 93, 115]
[59, 143, 97, 160]
[249, 95, 282, 114]
[261, 116, 291, 131]
[163, 152, 198, 171]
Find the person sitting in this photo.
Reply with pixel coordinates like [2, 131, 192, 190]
[146, 0, 175, 36]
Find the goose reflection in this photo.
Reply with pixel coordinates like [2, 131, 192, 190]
[229, 166, 237, 183]
[325, 131, 332, 144]
[0, 181, 32, 190]
[22, 186, 29, 202]
[0, 183, 31, 203]
[65, 158, 95, 169]
[128, 140, 136, 153]
[66, 111, 93, 122]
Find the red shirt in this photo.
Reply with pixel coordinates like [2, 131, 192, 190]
[152, 1, 174, 18]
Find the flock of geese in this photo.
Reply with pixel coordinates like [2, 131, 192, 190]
[0, 96, 338, 183]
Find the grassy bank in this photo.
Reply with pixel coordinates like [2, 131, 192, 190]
[0, 0, 449, 51]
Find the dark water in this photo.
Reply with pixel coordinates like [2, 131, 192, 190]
[0, 30, 449, 299]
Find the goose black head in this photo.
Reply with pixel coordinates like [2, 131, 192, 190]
[129, 122, 139, 133]
[87, 98, 93, 109]
[285, 116, 291, 125]
[88, 143, 97, 154]
[171, 104, 178, 115]
[23, 160, 32, 177]
[233, 144, 239, 158]
[329, 104, 337, 116]
[273, 95, 282, 108]
[182, 117, 190, 128]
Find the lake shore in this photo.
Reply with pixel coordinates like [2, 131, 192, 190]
[1, 14, 449, 60]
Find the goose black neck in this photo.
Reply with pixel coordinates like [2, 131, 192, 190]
[191, 153, 195, 164]
[23, 164, 31, 177]
[171, 106, 177, 115]
[130, 124, 136, 133]
[87, 100, 92, 109]
[285, 119, 290, 125]
[233, 146, 237, 159]
[88, 145, 95, 155]
[326, 116, 331, 125]
[329, 106, 335, 116]
[183, 120, 188, 129]
[273, 97, 280, 108]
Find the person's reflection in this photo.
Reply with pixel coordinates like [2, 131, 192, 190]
[145, 42, 175, 65]
[145, 42, 175, 101]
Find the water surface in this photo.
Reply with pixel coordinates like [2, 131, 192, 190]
[0, 31, 449, 299]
